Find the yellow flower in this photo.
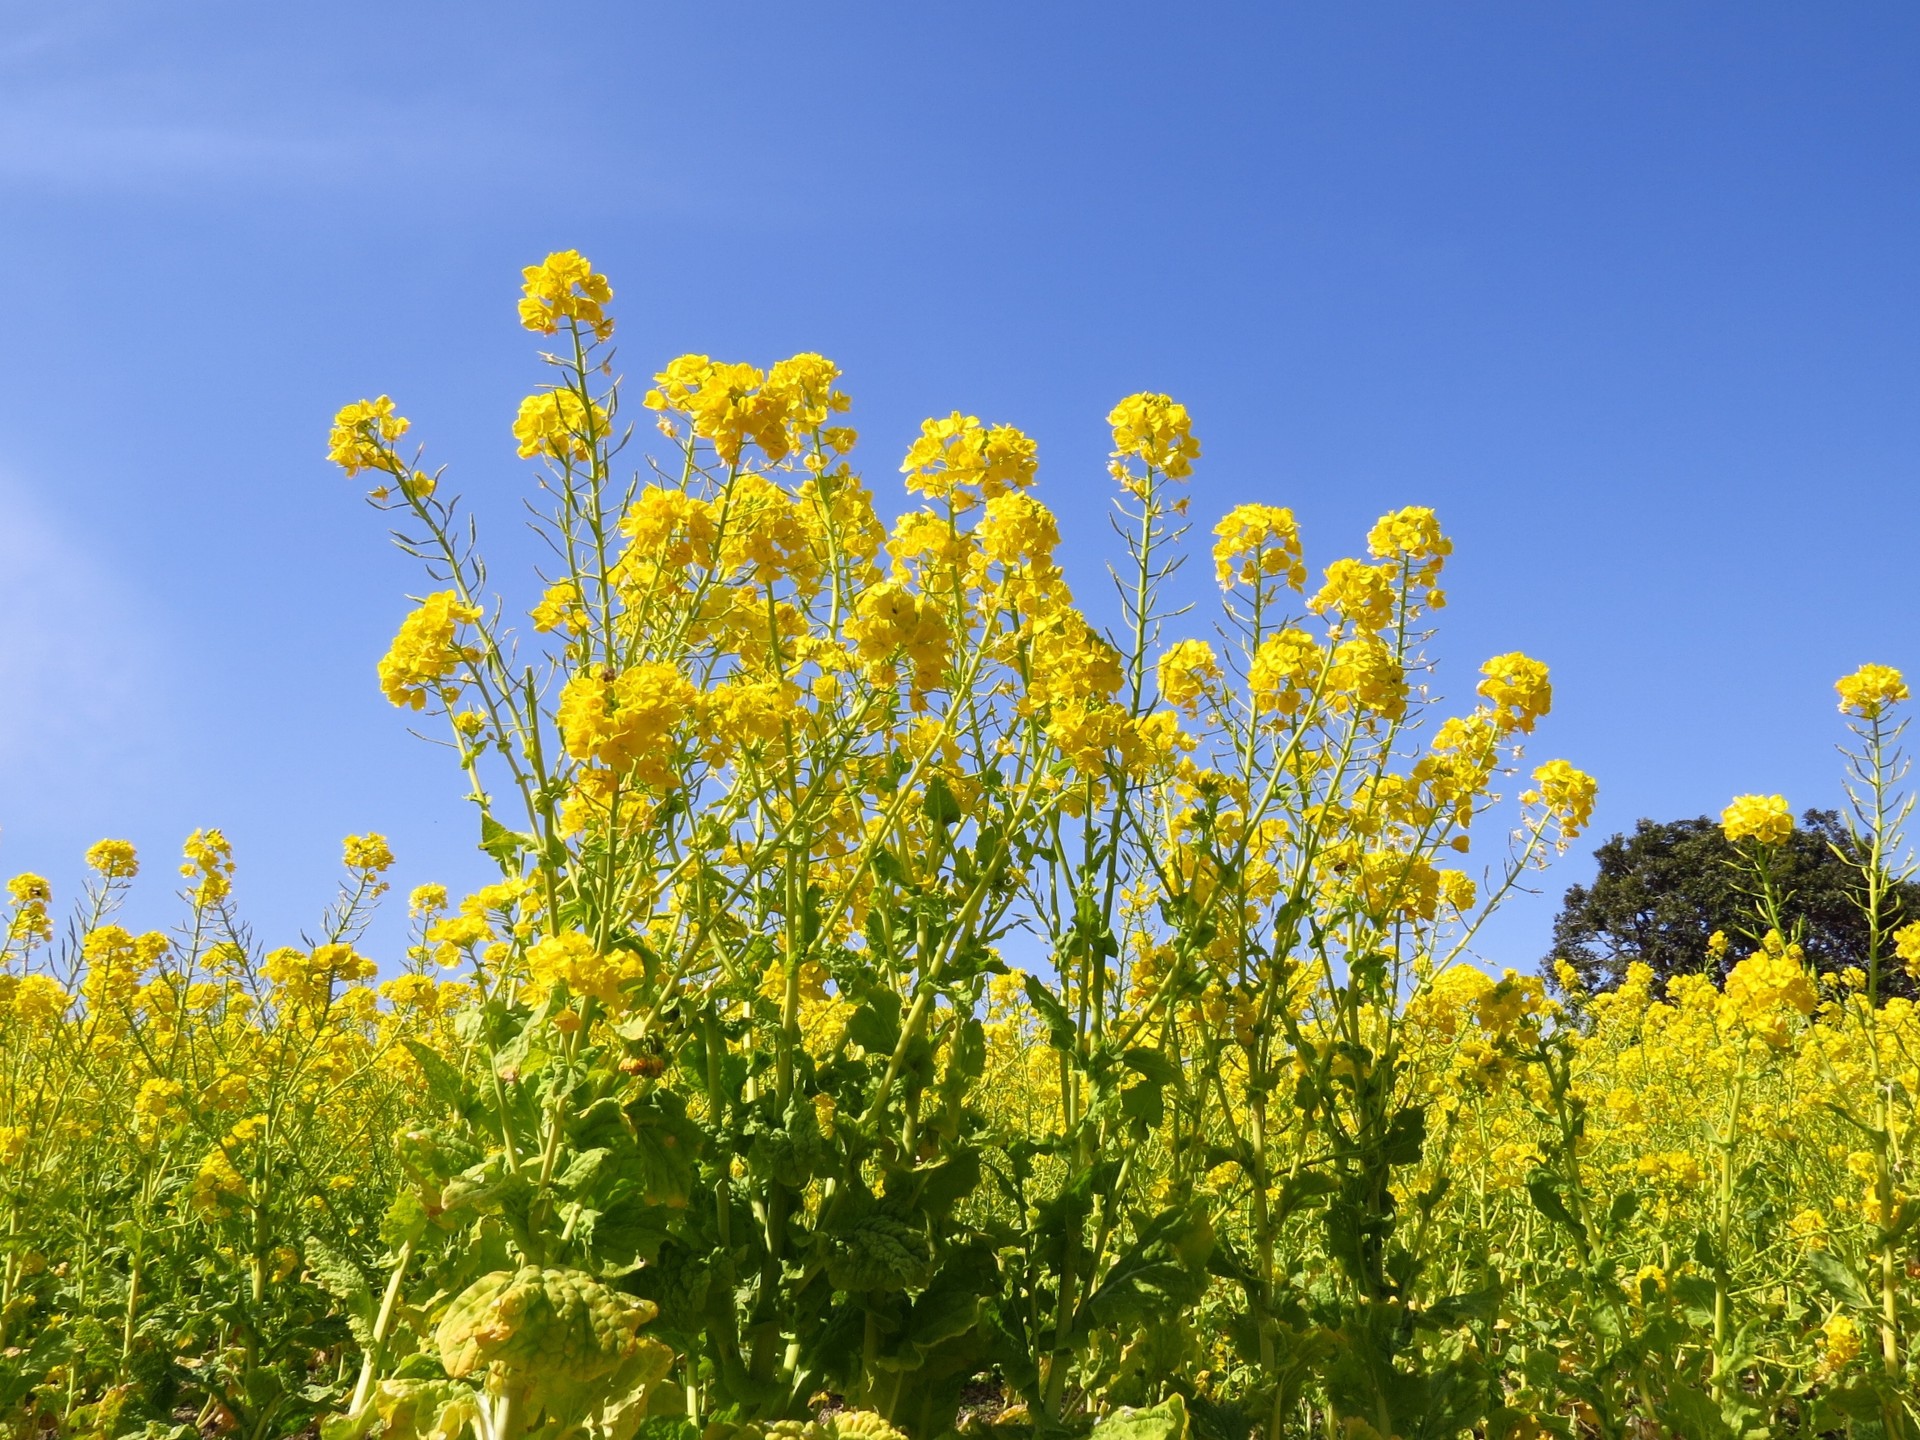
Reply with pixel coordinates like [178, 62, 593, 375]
[189, 1148, 249, 1218]
[513, 388, 608, 463]
[764, 352, 855, 465]
[977, 491, 1061, 572]
[900, 412, 1038, 510]
[1045, 699, 1138, 774]
[7, 872, 50, 906]
[1025, 609, 1124, 710]
[1156, 639, 1220, 715]
[1786, 1207, 1828, 1251]
[426, 913, 492, 967]
[1835, 662, 1908, 719]
[7, 872, 52, 943]
[845, 580, 948, 705]
[262, 944, 377, 1006]
[518, 250, 614, 339]
[1366, 506, 1452, 592]
[1248, 628, 1324, 718]
[1721, 938, 1817, 1046]
[1634, 1150, 1704, 1189]
[1475, 968, 1552, 1040]
[85, 839, 138, 879]
[525, 931, 642, 1010]
[409, 883, 449, 918]
[342, 833, 394, 872]
[1721, 793, 1792, 846]
[1438, 869, 1478, 912]
[1894, 919, 1920, 980]
[180, 829, 235, 909]
[706, 677, 796, 756]
[1816, 1312, 1861, 1376]
[1477, 653, 1552, 734]
[1107, 392, 1200, 481]
[556, 663, 696, 789]
[1309, 559, 1397, 632]
[80, 925, 148, 1011]
[1527, 759, 1598, 840]
[713, 473, 822, 591]
[326, 395, 409, 477]
[134, 1078, 187, 1133]
[1327, 633, 1406, 720]
[1211, 505, 1305, 591]
[4, 975, 65, 1028]
[651, 353, 849, 469]
[1347, 848, 1441, 922]
[531, 579, 587, 635]
[379, 592, 483, 711]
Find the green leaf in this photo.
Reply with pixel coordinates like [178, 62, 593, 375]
[1120, 1079, 1165, 1129]
[1122, 1047, 1180, 1088]
[1091, 1395, 1188, 1440]
[382, 1189, 430, 1248]
[1023, 972, 1077, 1053]
[303, 1235, 376, 1350]
[1379, 1103, 1428, 1168]
[402, 1039, 470, 1112]
[1671, 1274, 1718, 1328]
[1806, 1249, 1875, 1311]
[922, 775, 963, 828]
[1807, 1381, 1889, 1427]
[1657, 1383, 1733, 1440]
[904, 1248, 994, 1354]
[825, 1198, 933, 1293]
[1081, 1207, 1213, 1330]
[1524, 1173, 1587, 1244]
[1416, 1286, 1498, 1330]
[912, 1147, 981, 1217]
[378, 1379, 482, 1440]
[478, 814, 533, 866]
[949, 1016, 987, 1084]
[848, 989, 903, 1054]
[556, 1147, 609, 1194]
[1606, 1188, 1642, 1232]
[627, 1118, 694, 1209]
[1274, 1171, 1336, 1221]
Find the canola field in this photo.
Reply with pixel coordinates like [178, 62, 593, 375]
[3, 254, 1916, 1440]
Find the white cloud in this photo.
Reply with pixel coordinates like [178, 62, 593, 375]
[0, 6, 709, 211]
[0, 11, 533, 196]
[0, 475, 163, 794]
[0, 108, 355, 188]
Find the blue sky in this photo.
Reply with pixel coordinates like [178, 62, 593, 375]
[1, 1, 1915, 963]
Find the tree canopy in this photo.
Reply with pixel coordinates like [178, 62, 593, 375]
[1547, 809, 1920, 995]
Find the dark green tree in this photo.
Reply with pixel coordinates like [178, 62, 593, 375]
[1547, 809, 1920, 995]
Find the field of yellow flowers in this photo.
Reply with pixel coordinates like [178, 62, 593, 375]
[3, 253, 1916, 1440]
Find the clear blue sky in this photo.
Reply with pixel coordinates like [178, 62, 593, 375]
[2, 2, 1915, 964]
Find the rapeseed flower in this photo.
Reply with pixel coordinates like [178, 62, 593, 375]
[1721, 793, 1793, 846]
[518, 249, 614, 339]
[1835, 662, 1908, 719]
[1211, 504, 1305, 591]
[1477, 652, 1552, 734]
[1108, 392, 1200, 483]
[379, 592, 482, 710]
[84, 839, 138, 879]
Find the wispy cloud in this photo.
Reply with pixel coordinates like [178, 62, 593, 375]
[0, 4, 538, 196]
[0, 106, 365, 189]
[0, 473, 165, 796]
[0, 2, 112, 67]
